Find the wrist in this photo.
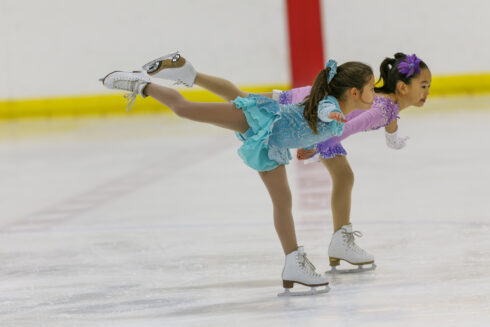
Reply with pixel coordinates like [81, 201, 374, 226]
[385, 130, 398, 136]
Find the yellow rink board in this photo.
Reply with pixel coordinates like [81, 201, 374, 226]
[1, 73, 490, 120]
[0, 85, 285, 120]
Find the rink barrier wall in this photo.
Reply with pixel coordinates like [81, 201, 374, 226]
[0, 85, 287, 120]
[1, 73, 490, 119]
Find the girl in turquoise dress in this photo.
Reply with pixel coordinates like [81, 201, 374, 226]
[100, 57, 375, 295]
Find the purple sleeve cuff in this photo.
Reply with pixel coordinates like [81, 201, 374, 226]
[316, 142, 347, 159]
[278, 86, 312, 104]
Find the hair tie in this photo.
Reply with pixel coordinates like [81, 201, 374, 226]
[397, 54, 421, 78]
[325, 59, 337, 82]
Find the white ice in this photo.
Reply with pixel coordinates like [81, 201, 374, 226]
[0, 103, 489, 326]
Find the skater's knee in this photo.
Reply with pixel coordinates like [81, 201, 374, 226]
[332, 168, 354, 188]
[272, 194, 292, 212]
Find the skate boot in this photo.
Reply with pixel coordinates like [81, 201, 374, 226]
[99, 71, 150, 111]
[327, 224, 376, 274]
[142, 51, 197, 87]
[278, 246, 330, 297]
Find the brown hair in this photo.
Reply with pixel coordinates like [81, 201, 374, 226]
[303, 61, 373, 134]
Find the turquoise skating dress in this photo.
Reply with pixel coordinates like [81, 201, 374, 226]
[232, 93, 344, 171]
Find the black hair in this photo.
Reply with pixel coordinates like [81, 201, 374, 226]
[375, 52, 429, 94]
[303, 61, 373, 134]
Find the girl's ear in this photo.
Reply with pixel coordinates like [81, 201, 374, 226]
[396, 80, 408, 95]
[349, 87, 359, 99]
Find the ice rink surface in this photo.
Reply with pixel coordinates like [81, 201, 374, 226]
[0, 100, 489, 326]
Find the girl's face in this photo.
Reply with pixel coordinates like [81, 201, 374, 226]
[357, 75, 376, 109]
[405, 68, 432, 107]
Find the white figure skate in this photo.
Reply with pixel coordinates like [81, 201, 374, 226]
[327, 224, 376, 274]
[99, 71, 150, 111]
[142, 51, 197, 87]
[278, 246, 330, 297]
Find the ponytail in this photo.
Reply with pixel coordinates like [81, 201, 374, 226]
[375, 52, 428, 94]
[303, 62, 373, 134]
[303, 67, 331, 134]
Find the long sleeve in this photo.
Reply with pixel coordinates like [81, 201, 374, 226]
[273, 86, 312, 104]
[317, 101, 342, 122]
[316, 106, 384, 148]
[313, 95, 399, 159]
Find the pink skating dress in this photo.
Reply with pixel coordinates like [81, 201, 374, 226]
[274, 87, 399, 158]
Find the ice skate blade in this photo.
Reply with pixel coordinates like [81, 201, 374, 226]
[142, 51, 180, 73]
[277, 285, 330, 297]
[326, 263, 377, 274]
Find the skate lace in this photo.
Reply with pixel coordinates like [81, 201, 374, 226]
[172, 78, 192, 87]
[298, 251, 322, 278]
[123, 81, 145, 112]
[342, 230, 366, 254]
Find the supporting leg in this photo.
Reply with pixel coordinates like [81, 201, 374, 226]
[320, 156, 354, 231]
[258, 165, 298, 255]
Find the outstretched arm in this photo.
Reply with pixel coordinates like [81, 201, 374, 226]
[297, 106, 388, 159]
[313, 106, 383, 149]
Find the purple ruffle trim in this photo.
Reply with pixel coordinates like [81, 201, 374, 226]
[316, 142, 347, 159]
[372, 96, 400, 128]
[278, 90, 292, 105]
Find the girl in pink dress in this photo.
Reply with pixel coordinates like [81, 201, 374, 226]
[278, 53, 431, 272]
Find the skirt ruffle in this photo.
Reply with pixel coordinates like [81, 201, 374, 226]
[233, 94, 292, 171]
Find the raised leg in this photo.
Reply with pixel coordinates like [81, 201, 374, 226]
[194, 72, 249, 102]
[144, 83, 250, 134]
[143, 52, 249, 101]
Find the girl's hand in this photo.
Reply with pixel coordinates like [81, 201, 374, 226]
[328, 111, 347, 123]
[385, 130, 409, 149]
[297, 147, 316, 160]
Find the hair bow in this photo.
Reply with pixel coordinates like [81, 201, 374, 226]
[325, 60, 337, 82]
